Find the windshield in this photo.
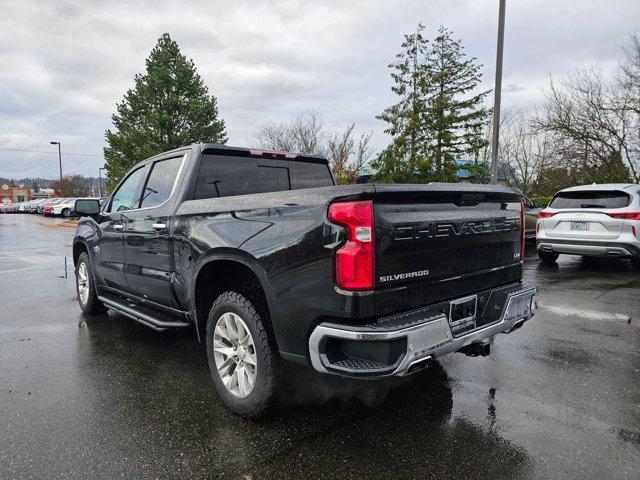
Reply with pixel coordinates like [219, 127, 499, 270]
[549, 190, 630, 209]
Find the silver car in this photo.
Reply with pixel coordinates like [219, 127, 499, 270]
[536, 183, 640, 271]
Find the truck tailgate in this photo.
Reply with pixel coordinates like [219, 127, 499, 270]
[373, 185, 523, 313]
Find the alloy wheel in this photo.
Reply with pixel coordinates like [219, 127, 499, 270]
[213, 312, 257, 398]
[77, 262, 89, 305]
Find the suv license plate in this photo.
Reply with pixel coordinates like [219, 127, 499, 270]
[570, 222, 589, 231]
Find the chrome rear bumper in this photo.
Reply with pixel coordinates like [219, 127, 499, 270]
[308, 283, 537, 378]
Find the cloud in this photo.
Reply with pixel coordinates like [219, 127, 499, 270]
[0, 0, 638, 178]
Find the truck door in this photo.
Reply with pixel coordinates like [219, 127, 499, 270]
[122, 156, 184, 307]
[93, 165, 147, 290]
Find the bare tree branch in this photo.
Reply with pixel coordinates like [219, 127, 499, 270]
[251, 111, 372, 184]
[536, 67, 639, 181]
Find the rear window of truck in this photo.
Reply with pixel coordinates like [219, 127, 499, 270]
[192, 154, 333, 199]
[549, 190, 630, 209]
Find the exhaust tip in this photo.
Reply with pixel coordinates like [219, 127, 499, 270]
[508, 319, 526, 333]
[406, 356, 432, 375]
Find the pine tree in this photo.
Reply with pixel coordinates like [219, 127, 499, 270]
[373, 24, 431, 182]
[424, 26, 491, 180]
[104, 33, 227, 189]
[374, 25, 490, 183]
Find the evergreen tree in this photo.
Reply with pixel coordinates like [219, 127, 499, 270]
[374, 25, 490, 182]
[372, 24, 431, 182]
[104, 33, 227, 189]
[425, 26, 491, 180]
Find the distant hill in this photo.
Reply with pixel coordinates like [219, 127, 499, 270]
[0, 177, 100, 189]
[0, 177, 54, 188]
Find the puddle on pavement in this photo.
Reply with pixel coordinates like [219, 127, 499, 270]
[543, 304, 634, 325]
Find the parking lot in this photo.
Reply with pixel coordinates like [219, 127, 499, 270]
[0, 213, 638, 480]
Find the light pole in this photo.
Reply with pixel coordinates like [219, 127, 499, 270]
[98, 167, 105, 197]
[490, 0, 506, 184]
[50, 141, 62, 180]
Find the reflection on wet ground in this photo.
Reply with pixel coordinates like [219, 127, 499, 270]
[1, 215, 639, 479]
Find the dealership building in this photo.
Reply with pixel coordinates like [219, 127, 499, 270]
[0, 184, 33, 203]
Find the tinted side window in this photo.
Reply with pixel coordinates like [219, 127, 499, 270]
[289, 161, 334, 189]
[549, 191, 630, 209]
[194, 156, 258, 199]
[109, 167, 146, 213]
[140, 157, 182, 208]
[192, 154, 333, 200]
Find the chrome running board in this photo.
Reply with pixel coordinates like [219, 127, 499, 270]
[98, 295, 190, 331]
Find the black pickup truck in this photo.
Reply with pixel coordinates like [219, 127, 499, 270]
[73, 144, 536, 416]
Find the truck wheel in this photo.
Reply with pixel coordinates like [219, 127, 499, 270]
[632, 257, 640, 271]
[76, 252, 106, 314]
[538, 250, 559, 264]
[206, 291, 279, 417]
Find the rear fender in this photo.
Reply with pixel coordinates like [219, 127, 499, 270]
[190, 251, 282, 345]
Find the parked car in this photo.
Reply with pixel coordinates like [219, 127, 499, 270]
[523, 195, 542, 240]
[536, 183, 640, 270]
[21, 200, 35, 212]
[8, 202, 23, 213]
[37, 199, 58, 214]
[40, 198, 67, 215]
[21, 199, 39, 213]
[0, 203, 12, 213]
[72, 144, 536, 417]
[27, 198, 52, 213]
[49, 198, 78, 217]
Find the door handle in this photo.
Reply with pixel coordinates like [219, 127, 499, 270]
[113, 223, 124, 230]
[152, 223, 167, 231]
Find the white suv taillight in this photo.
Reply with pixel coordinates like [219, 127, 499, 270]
[608, 211, 640, 220]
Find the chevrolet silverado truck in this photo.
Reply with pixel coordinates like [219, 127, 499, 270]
[72, 144, 536, 417]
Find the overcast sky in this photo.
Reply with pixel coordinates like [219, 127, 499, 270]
[1, 0, 638, 179]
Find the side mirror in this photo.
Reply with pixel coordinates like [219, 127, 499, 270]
[532, 202, 541, 208]
[75, 199, 101, 217]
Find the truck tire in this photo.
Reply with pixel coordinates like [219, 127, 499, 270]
[62, 208, 71, 217]
[632, 257, 640, 271]
[205, 291, 279, 417]
[538, 250, 559, 264]
[76, 252, 107, 314]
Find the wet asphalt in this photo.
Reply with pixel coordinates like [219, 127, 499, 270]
[0, 214, 638, 480]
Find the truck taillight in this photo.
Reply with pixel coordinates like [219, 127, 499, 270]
[328, 200, 375, 291]
[538, 210, 556, 218]
[520, 199, 525, 263]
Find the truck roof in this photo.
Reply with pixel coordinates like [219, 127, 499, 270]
[202, 143, 327, 161]
[146, 143, 328, 164]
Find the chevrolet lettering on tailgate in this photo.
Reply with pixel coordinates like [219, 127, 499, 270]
[392, 217, 518, 242]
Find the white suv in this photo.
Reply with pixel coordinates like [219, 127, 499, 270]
[536, 183, 640, 271]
